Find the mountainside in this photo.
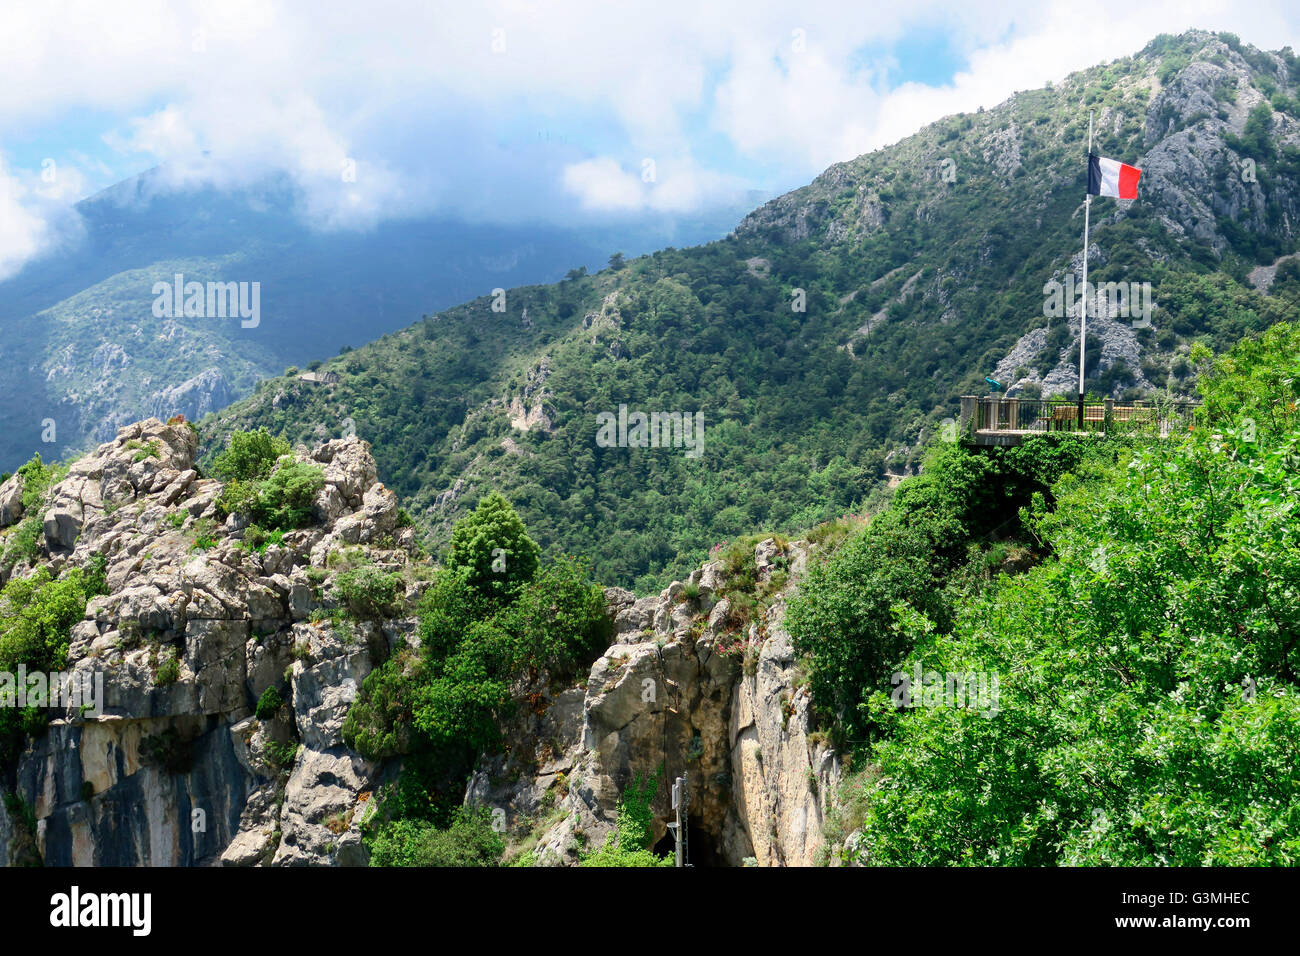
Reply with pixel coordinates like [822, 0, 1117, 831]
[0, 169, 753, 472]
[0, 416, 831, 866]
[204, 30, 1300, 592]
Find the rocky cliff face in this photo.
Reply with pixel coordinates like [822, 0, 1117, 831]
[467, 538, 842, 867]
[0, 418, 839, 866]
[0, 417, 420, 866]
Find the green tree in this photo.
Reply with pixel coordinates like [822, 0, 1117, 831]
[211, 428, 291, 481]
[845, 322, 1300, 865]
[443, 492, 540, 602]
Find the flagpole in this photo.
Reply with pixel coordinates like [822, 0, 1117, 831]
[1078, 109, 1093, 431]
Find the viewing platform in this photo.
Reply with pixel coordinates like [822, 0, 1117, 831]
[959, 395, 1201, 447]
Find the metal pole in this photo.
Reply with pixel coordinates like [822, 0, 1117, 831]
[1078, 109, 1093, 431]
[670, 774, 688, 867]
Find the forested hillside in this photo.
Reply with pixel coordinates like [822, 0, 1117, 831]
[206, 30, 1300, 591]
[0, 170, 748, 471]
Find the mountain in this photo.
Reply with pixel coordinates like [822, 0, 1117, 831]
[4, 311, 1295, 866]
[0, 407, 838, 867]
[205, 30, 1300, 592]
[0, 168, 757, 471]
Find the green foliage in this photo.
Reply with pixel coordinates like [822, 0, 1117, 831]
[444, 492, 540, 602]
[211, 428, 291, 482]
[217, 459, 324, 532]
[495, 554, 612, 678]
[580, 770, 673, 867]
[367, 807, 504, 867]
[1, 516, 43, 568]
[16, 454, 61, 512]
[1, 455, 67, 570]
[255, 685, 284, 719]
[845, 322, 1300, 865]
[263, 740, 299, 770]
[334, 565, 404, 619]
[342, 650, 424, 759]
[242, 525, 286, 553]
[345, 504, 609, 832]
[787, 437, 1087, 742]
[0, 565, 105, 676]
[254, 461, 325, 529]
[154, 650, 180, 686]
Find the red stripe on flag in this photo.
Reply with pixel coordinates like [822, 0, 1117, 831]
[1118, 163, 1141, 200]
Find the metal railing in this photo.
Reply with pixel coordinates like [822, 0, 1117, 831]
[963, 396, 1201, 439]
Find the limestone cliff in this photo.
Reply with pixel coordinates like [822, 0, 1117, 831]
[0, 418, 840, 866]
[0, 417, 420, 866]
[468, 537, 843, 867]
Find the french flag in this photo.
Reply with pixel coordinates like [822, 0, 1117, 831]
[1088, 153, 1142, 199]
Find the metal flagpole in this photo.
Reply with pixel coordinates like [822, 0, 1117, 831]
[1078, 109, 1093, 431]
[670, 773, 688, 867]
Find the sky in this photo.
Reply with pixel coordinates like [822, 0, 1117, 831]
[1, 0, 1298, 281]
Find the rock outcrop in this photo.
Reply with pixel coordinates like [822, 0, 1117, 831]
[0, 417, 420, 866]
[1, 418, 840, 867]
[466, 537, 842, 867]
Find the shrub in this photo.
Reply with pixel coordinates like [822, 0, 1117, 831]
[154, 650, 180, 686]
[497, 555, 611, 678]
[1, 516, 42, 567]
[256, 461, 324, 529]
[580, 771, 673, 868]
[16, 454, 61, 512]
[255, 685, 284, 719]
[342, 651, 424, 759]
[335, 565, 404, 619]
[211, 428, 291, 482]
[216, 461, 324, 532]
[367, 807, 504, 867]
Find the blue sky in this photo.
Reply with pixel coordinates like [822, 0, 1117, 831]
[1, 0, 1298, 280]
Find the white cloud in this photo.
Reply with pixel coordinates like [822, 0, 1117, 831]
[0, 155, 84, 280]
[0, 0, 1298, 277]
[563, 155, 745, 213]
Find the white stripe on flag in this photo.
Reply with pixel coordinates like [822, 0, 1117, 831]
[1096, 156, 1123, 198]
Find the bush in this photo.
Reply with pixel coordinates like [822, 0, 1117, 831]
[580, 771, 673, 868]
[154, 651, 180, 686]
[0, 565, 105, 675]
[255, 461, 324, 530]
[15, 454, 60, 512]
[342, 651, 423, 759]
[367, 807, 504, 867]
[335, 565, 403, 619]
[216, 460, 324, 532]
[212, 428, 292, 482]
[255, 685, 284, 719]
[497, 554, 611, 678]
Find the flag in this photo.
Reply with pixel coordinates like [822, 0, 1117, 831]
[1088, 153, 1141, 199]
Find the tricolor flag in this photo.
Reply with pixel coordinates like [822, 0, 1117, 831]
[1087, 153, 1142, 199]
